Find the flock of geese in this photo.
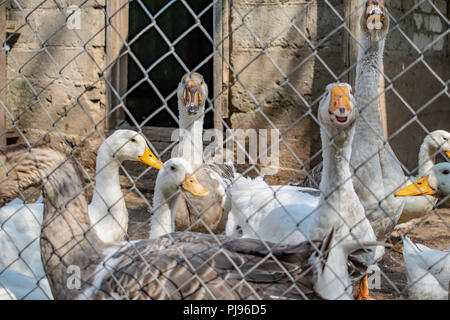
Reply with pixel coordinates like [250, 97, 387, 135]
[0, 0, 448, 300]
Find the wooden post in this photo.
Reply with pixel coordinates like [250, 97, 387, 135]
[378, 64, 388, 137]
[342, 0, 363, 87]
[343, 0, 388, 138]
[213, 0, 229, 159]
[0, 5, 6, 145]
[106, 0, 129, 132]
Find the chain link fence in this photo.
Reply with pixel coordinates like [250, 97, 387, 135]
[0, 0, 448, 300]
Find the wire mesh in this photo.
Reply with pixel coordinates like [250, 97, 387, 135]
[0, 0, 448, 300]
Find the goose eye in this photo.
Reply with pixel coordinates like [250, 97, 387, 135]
[131, 138, 137, 143]
[170, 166, 176, 171]
[443, 170, 449, 175]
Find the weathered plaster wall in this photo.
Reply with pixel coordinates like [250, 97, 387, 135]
[5, 0, 107, 170]
[227, 0, 449, 183]
[385, 0, 450, 173]
[4, 0, 449, 181]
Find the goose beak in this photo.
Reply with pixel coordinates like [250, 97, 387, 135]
[329, 85, 352, 125]
[366, 0, 385, 30]
[182, 174, 209, 197]
[138, 147, 163, 170]
[184, 81, 203, 116]
[445, 151, 450, 158]
[395, 175, 435, 197]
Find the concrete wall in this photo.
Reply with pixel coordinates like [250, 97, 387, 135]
[385, 0, 450, 173]
[228, 0, 346, 184]
[5, 0, 107, 171]
[3, 0, 449, 181]
[226, 0, 449, 183]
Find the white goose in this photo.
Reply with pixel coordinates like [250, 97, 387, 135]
[350, 0, 406, 243]
[227, 83, 380, 299]
[398, 130, 450, 223]
[395, 162, 450, 202]
[0, 130, 161, 299]
[174, 72, 235, 234]
[400, 236, 449, 300]
[395, 163, 450, 299]
[0, 145, 387, 300]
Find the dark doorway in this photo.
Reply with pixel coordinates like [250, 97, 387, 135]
[127, 0, 214, 128]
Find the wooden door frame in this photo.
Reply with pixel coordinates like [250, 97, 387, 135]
[106, 0, 229, 136]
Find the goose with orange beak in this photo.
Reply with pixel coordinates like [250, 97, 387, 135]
[395, 162, 450, 199]
[150, 158, 210, 239]
[227, 83, 382, 300]
[174, 72, 236, 235]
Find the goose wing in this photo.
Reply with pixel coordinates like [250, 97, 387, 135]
[88, 233, 321, 300]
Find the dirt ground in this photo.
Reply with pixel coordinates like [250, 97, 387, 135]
[116, 160, 450, 300]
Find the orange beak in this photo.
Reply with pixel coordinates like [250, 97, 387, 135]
[366, 0, 386, 30]
[328, 85, 352, 124]
[182, 174, 209, 197]
[184, 81, 203, 116]
[395, 175, 435, 197]
[138, 147, 163, 170]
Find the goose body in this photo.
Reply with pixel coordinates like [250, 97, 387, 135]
[350, 1, 405, 241]
[227, 83, 381, 299]
[395, 163, 450, 299]
[296, 2, 406, 242]
[0, 267, 50, 300]
[0, 145, 385, 300]
[174, 73, 235, 234]
[402, 236, 449, 300]
[399, 130, 450, 223]
[227, 84, 376, 247]
[0, 130, 161, 299]
[225, 177, 319, 244]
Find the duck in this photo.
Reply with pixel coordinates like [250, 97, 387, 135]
[398, 130, 450, 223]
[0, 144, 387, 300]
[400, 236, 449, 300]
[395, 163, 450, 299]
[226, 82, 381, 300]
[174, 72, 235, 234]
[395, 162, 450, 201]
[0, 130, 162, 299]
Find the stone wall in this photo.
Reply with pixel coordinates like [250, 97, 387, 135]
[227, 0, 449, 183]
[3, 0, 449, 181]
[5, 0, 107, 172]
[227, 0, 345, 184]
[385, 0, 450, 172]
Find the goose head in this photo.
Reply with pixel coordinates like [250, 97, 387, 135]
[318, 83, 356, 130]
[423, 130, 450, 158]
[155, 157, 209, 199]
[395, 162, 450, 199]
[177, 72, 208, 118]
[102, 130, 162, 169]
[361, 0, 389, 39]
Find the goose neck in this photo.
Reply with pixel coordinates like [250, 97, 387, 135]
[178, 101, 204, 169]
[89, 146, 125, 225]
[149, 189, 178, 239]
[418, 140, 436, 176]
[320, 127, 354, 193]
